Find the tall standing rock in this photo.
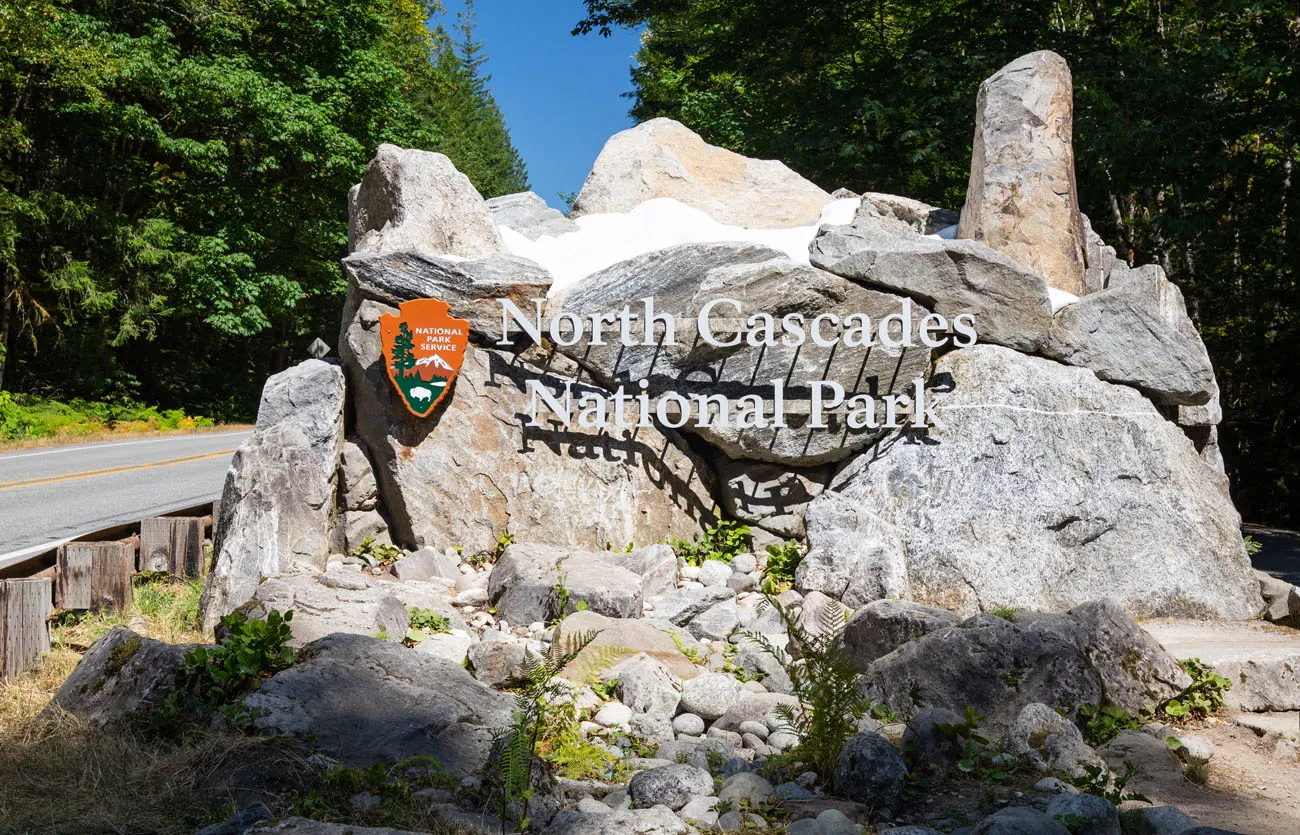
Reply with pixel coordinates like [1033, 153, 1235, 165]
[202, 360, 346, 632]
[348, 144, 504, 258]
[571, 118, 832, 228]
[958, 51, 1089, 296]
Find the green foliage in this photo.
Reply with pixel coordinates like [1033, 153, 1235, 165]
[761, 540, 802, 593]
[0, 391, 212, 442]
[937, 707, 1019, 782]
[487, 625, 600, 834]
[292, 756, 459, 829]
[1070, 761, 1151, 807]
[404, 607, 450, 645]
[552, 572, 588, 623]
[1161, 658, 1232, 719]
[350, 537, 403, 567]
[989, 606, 1017, 622]
[576, 0, 1300, 529]
[670, 632, 706, 666]
[0, 0, 525, 419]
[161, 609, 295, 728]
[741, 593, 869, 779]
[670, 519, 751, 566]
[540, 720, 617, 782]
[1243, 535, 1263, 557]
[1078, 702, 1142, 747]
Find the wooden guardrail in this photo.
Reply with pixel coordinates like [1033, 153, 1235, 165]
[0, 503, 216, 682]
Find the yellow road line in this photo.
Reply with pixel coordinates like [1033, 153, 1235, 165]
[0, 449, 235, 492]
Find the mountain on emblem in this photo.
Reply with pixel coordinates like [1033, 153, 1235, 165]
[379, 298, 470, 417]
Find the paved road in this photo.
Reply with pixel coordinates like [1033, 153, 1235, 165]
[1245, 524, 1300, 586]
[0, 431, 249, 565]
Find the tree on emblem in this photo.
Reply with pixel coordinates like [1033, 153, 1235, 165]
[391, 322, 416, 379]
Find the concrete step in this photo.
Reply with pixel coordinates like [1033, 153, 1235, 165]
[1228, 710, 1300, 741]
[1141, 619, 1300, 712]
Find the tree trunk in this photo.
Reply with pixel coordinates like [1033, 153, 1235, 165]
[0, 269, 13, 392]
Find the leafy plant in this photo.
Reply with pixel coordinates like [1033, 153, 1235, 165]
[670, 632, 706, 666]
[470, 531, 515, 569]
[349, 537, 402, 567]
[1243, 535, 1263, 556]
[1160, 658, 1231, 720]
[552, 572, 588, 623]
[936, 707, 1017, 782]
[762, 540, 803, 593]
[1070, 761, 1151, 806]
[404, 607, 450, 645]
[989, 605, 1017, 622]
[1078, 702, 1142, 747]
[669, 520, 751, 566]
[741, 593, 869, 779]
[487, 626, 600, 833]
[161, 609, 295, 727]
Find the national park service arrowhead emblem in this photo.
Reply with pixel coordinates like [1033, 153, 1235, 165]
[379, 298, 470, 417]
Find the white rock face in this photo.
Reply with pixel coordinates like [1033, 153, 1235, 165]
[572, 117, 832, 229]
[959, 51, 1089, 295]
[202, 360, 345, 632]
[808, 345, 1261, 619]
[348, 144, 503, 258]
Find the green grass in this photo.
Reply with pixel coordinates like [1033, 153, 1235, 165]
[0, 391, 214, 443]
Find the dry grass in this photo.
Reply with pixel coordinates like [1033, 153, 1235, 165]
[0, 576, 475, 834]
[0, 423, 252, 452]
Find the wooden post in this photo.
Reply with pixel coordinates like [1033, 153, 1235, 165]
[0, 578, 52, 681]
[56, 541, 134, 611]
[139, 517, 204, 578]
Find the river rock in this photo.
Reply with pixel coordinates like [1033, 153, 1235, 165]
[1041, 262, 1216, 406]
[541, 805, 695, 835]
[810, 345, 1261, 618]
[861, 600, 1191, 734]
[341, 304, 716, 553]
[487, 191, 578, 240]
[555, 241, 930, 465]
[487, 543, 645, 623]
[348, 143, 503, 258]
[958, 51, 1088, 296]
[611, 653, 681, 716]
[843, 599, 960, 672]
[244, 632, 511, 774]
[627, 763, 714, 811]
[571, 117, 831, 228]
[235, 572, 408, 648]
[680, 672, 747, 722]
[202, 359, 345, 632]
[811, 207, 1055, 353]
[50, 627, 190, 726]
[831, 731, 907, 807]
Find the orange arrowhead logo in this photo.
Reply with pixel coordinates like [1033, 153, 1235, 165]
[379, 298, 470, 417]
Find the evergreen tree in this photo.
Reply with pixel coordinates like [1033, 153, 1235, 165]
[391, 322, 416, 379]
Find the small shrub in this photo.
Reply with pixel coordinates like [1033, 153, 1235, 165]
[937, 707, 1019, 782]
[669, 519, 751, 566]
[1243, 535, 1263, 556]
[989, 605, 1017, 621]
[1161, 658, 1231, 720]
[762, 540, 802, 592]
[405, 608, 450, 645]
[1070, 761, 1150, 806]
[1078, 702, 1141, 747]
[349, 537, 402, 566]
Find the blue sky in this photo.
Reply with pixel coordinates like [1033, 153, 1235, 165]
[433, 1, 643, 208]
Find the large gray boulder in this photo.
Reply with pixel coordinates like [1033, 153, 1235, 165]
[958, 51, 1088, 296]
[971, 807, 1071, 835]
[340, 293, 716, 553]
[555, 242, 930, 465]
[1041, 262, 1216, 406]
[811, 209, 1055, 353]
[487, 543, 645, 624]
[234, 571, 408, 648]
[571, 117, 831, 228]
[203, 359, 346, 632]
[341, 249, 552, 344]
[541, 806, 695, 835]
[244, 632, 511, 774]
[809, 345, 1261, 619]
[713, 457, 829, 539]
[795, 490, 909, 607]
[50, 627, 190, 726]
[860, 600, 1192, 734]
[348, 143, 503, 258]
[842, 599, 960, 672]
[1002, 702, 1105, 778]
[487, 191, 578, 240]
